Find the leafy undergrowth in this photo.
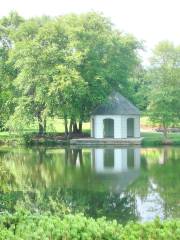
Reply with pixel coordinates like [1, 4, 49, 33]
[0, 211, 180, 240]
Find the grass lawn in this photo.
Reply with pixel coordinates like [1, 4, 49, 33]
[0, 117, 180, 146]
[0, 131, 19, 140]
[141, 132, 180, 146]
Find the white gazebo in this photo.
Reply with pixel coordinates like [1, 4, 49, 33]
[91, 92, 140, 139]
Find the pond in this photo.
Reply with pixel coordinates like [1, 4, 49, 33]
[0, 146, 180, 223]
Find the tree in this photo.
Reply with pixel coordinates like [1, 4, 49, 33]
[52, 13, 140, 132]
[7, 17, 53, 134]
[49, 66, 88, 136]
[6, 12, 140, 135]
[0, 26, 9, 129]
[147, 41, 180, 139]
[0, 12, 24, 130]
[81, 13, 139, 114]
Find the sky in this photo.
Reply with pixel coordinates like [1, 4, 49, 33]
[1, 0, 180, 64]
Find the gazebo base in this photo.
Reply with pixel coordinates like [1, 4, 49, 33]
[70, 137, 143, 146]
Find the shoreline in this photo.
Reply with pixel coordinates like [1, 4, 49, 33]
[0, 132, 180, 147]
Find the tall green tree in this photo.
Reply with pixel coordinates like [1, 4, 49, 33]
[0, 12, 24, 130]
[7, 17, 53, 134]
[0, 25, 9, 129]
[148, 41, 180, 139]
[72, 13, 140, 117]
[51, 13, 140, 133]
[7, 12, 140, 135]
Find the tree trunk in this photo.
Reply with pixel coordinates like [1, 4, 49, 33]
[64, 116, 68, 137]
[163, 123, 168, 140]
[68, 119, 73, 138]
[78, 121, 83, 134]
[69, 120, 73, 133]
[44, 118, 47, 134]
[38, 115, 44, 135]
[73, 121, 78, 133]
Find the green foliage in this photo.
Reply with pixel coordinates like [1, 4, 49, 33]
[0, 16, 16, 130]
[0, 12, 140, 134]
[0, 210, 179, 239]
[129, 65, 150, 111]
[0, 12, 179, 139]
[147, 41, 180, 138]
[21, 133, 36, 145]
[0, 11, 24, 29]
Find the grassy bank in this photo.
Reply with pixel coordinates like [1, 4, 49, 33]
[0, 131, 20, 145]
[0, 117, 180, 146]
[141, 132, 180, 146]
[1, 131, 180, 146]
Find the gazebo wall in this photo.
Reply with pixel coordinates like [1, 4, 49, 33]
[91, 115, 122, 138]
[121, 115, 140, 138]
[91, 115, 140, 139]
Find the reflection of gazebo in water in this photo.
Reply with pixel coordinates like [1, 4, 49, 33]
[91, 148, 141, 193]
[62, 147, 142, 222]
[63, 147, 141, 193]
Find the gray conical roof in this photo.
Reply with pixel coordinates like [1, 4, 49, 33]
[92, 92, 140, 115]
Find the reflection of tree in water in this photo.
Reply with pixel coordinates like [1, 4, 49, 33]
[65, 148, 84, 168]
[37, 147, 47, 164]
[0, 147, 140, 222]
[41, 187, 138, 223]
[128, 155, 149, 200]
[0, 147, 65, 190]
[87, 191, 138, 223]
[129, 147, 180, 219]
[0, 147, 92, 192]
[0, 163, 16, 191]
[1, 146, 180, 222]
[0, 150, 21, 212]
[150, 147, 180, 218]
[49, 147, 139, 223]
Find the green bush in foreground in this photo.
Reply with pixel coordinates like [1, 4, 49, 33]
[0, 211, 180, 240]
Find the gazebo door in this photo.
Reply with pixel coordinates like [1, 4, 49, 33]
[103, 119, 114, 138]
[127, 118, 134, 137]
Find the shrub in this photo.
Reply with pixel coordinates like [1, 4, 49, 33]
[0, 211, 179, 239]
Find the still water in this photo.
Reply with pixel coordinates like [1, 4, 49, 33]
[0, 146, 180, 223]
